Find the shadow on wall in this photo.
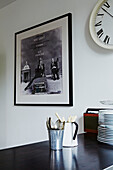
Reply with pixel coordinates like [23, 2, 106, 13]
[0, 53, 7, 149]
[78, 116, 83, 133]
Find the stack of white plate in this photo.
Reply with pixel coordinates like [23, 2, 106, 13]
[97, 110, 113, 145]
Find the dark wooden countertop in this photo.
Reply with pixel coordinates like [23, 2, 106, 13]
[0, 133, 113, 170]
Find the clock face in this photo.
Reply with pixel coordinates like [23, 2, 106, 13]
[95, 0, 113, 45]
[89, 0, 113, 49]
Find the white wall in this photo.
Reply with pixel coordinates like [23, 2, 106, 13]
[0, 0, 113, 149]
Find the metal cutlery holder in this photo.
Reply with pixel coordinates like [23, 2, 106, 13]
[48, 129, 64, 150]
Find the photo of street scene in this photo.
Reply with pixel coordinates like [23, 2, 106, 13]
[21, 27, 62, 95]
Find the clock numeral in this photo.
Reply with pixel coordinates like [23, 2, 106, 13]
[103, 35, 110, 44]
[95, 21, 102, 27]
[97, 28, 104, 38]
[103, 2, 110, 8]
[97, 13, 104, 16]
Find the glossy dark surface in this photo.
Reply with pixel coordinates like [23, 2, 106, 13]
[0, 133, 113, 170]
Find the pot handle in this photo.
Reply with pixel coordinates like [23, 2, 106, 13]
[73, 122, 78, 140]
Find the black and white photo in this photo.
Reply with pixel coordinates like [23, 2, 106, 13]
[21, 27, 62, 95]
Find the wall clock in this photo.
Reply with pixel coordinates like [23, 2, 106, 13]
[89, 0, 113, 49]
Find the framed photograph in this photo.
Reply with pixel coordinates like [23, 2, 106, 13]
[14, 13, 73, 106]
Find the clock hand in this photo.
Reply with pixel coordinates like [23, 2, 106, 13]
[101, 7, 113, 18]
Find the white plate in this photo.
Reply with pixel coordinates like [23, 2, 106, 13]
[97, 137, 113, 145]
[99, 125, 113, 130]
[97, 136, 113, 142]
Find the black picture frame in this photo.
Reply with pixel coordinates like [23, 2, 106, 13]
[14, 13, 73, 106]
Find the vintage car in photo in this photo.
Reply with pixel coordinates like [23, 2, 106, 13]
[31, 77, 48, 94]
